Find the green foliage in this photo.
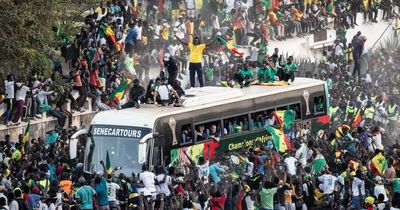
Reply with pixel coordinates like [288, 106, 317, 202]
[0, 0, 100, 79]
[373, 36, 400, 55]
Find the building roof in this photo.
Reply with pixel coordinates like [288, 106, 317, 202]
[91, 78, 325, 128]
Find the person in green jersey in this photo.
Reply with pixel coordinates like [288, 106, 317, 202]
[237, 63, 255, 88]
[278, 56, 297, 82]
[391, 172, 400, 207]
[257, 62, 268, 83]
[265, 58, 278, 83]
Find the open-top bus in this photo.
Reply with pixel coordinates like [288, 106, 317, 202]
[70, 78, 330, 176]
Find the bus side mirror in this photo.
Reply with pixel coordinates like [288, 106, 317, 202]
[70, 129, 88, 159]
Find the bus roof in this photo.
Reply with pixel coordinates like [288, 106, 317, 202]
[91, 78, 325, 129]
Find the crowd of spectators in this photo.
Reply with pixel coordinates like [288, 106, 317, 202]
[0, 0, 399, 210]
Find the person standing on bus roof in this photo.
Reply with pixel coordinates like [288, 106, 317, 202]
[163, 53, 179, 85]
[174, 34, 217, 88]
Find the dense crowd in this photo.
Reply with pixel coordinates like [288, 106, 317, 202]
[0, 0, 400, 210]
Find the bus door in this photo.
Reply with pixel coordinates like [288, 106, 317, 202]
[146, 138, 164, 168]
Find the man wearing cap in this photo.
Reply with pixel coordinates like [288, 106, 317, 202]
[75, 176, 97, 210]
[174, 16, 187, 40]
[175, 34, 216, 88]
[122, 79, 145, 109]
[374, 176, 389, 202]
[163, 53, 179, 85]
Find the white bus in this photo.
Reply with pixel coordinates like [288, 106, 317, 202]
[70, 77, 330, 176]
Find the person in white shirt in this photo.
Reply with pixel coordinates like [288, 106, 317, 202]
[185, 149, 210, 184]
[174, 16, 187, 40]
[153, 20, 162, 41]
[372, 126, 384, 150]
[351, 170, 366, 209]
[37, 84, 54, 106]
[374, 176, 389, 202]
[284, 154, 298, 176]
[334, 39, 344, 57]
[295, 143, 308, 168]
[185, 0, 195, 17]
[155, 167, 172, 210]
[106, 174, 121, 209]
[3, 74, 15, 126]
[318, 171, 339, 195]
[11, 83, 30, 125]
[153, 78, 180, 106]
[250, 44, 259, 62]
[246, 157, 254, 177]
[139, 164, 157, 199]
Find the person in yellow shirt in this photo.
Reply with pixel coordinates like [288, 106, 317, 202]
[175, 35, 216, 88]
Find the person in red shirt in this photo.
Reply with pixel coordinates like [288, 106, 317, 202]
[70, 66, 86, 112]
[89, 63, 100, 89]
[210, 190, 227, 210]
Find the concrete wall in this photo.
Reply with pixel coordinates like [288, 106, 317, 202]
[0, 111, 96, 142]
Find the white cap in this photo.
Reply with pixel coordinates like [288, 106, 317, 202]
[375, 176, 382, 183]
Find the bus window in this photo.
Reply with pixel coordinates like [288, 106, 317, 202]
[276, 105, 288, 111]
[223, 114, 250, 135]
[250, 113, 263, 130]
[195, 120, 222, 142]
[314, 96, 325, 114]
[250, 109, 274, 130]
[288, 103, 301, 119]
[181, 124, 193, 144]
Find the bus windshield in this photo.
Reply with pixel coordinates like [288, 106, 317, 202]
[84, 125, 151, 176]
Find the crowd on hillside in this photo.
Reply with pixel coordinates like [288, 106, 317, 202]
[0, 0, 399, 209]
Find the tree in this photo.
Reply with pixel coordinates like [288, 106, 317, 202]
[0, 0, 100, 80]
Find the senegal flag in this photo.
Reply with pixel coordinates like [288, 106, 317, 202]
[22, 121, 30, 144]
[265, 125, 292, 153]
[106, 150, 112, 174]
[108, 81, 128, 103]
[274, 110, 295, 131]
[100, 23, 116, 44]
[352, 110, 362, 128]
[216, 36, 244, 57]
[252, 81, 288, 86]
[100, 23, 122, 51]
[371, 152, 387, 175]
